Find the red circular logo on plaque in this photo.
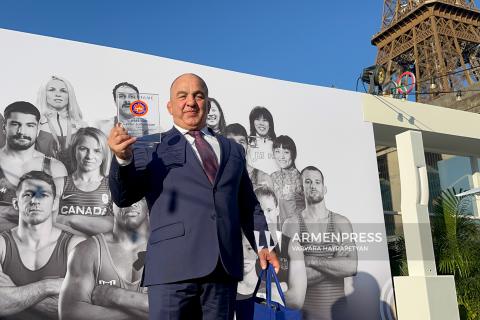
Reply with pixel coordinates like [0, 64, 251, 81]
[130, 100, 148, 117]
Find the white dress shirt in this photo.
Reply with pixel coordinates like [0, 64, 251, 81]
[116, 124, 221, 167]
[173, 124, 221, 165]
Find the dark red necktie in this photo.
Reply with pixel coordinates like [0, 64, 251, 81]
[188, 130, 219, 184]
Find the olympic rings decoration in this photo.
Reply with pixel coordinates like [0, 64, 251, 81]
[396, 71, 416, 94]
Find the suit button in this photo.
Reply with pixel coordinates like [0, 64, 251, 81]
[211, 214, 216, 220]
[213, 187, 217, 192]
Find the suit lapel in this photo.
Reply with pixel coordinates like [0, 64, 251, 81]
[157, 127, 186, 166]
[214, 134, 231, 186]
[166, 126, 213, 185]
[161, 127, 230, 186]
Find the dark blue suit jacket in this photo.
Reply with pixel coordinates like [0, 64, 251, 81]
[109, 127, 268, 285]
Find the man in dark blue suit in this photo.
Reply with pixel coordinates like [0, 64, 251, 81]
[108, 73, 279, 320]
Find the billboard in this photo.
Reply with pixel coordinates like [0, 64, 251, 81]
[0, 29, 395, 320]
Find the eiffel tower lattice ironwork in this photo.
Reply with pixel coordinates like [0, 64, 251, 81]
[372, 0, 480, 111]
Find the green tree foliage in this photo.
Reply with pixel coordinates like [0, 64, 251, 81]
[431, 189, 480, 320]
[387, 188, 480, 319]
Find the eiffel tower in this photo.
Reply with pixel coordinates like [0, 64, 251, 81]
[372, 0, 480, 112]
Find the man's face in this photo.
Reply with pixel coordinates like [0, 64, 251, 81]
[5, 112, 38, 151]
[226, 133, 247, 152]
[116, 86, 139, 120]
[113, 199, 148, 230]
[167, 74, 208, 130]
[46, 79, 69, 110]
[302, 170, 326, 205]
[274, 147, 293, 169]
[14, 179, 54, 226]
[258, 195, 279, 225]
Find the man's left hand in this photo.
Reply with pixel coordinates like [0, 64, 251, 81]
[258, 248, 280, 273]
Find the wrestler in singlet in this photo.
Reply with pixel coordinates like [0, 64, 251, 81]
[92, 234, 145, 292]
[36, 113, 84, 173]
[0, 157, 54, 233]
[0, 229, 73, 286]
[0, 156, 53, 207]
[298, 211, 346, 320]
[59, 176, 112, 217]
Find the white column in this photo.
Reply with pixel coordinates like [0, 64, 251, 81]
[470, 168, 480, 218]
[393, 130, 459, 320]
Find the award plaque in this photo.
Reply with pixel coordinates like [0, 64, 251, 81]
[116, 92, 161, 145]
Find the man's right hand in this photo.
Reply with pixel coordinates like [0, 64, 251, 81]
[108, 123, 136, 160]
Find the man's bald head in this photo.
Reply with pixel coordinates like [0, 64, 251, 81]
[170, 73, 209, 99]
[167, 73, 210, 130]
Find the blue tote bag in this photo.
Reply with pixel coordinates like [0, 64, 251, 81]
[236, 264, 302, 320]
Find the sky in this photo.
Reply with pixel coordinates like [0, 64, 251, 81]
[0, 1, 391, 91]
